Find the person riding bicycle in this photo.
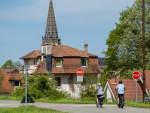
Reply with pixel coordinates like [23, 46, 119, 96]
[115, 80, 126, 106]
[95, 83, 104, 105]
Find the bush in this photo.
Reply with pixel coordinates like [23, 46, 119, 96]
[10, 72, 70, 100]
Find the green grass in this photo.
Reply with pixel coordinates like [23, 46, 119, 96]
[124, 101, 150, 109]
[0, 106, 67, 113]
[0, 96, 117, 104]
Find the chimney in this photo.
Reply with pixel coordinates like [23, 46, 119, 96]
[41, 39, 46, 62]
[46, 43, 52, 72]
[84, 44, 88, 53]
[7, 66, 11, 73]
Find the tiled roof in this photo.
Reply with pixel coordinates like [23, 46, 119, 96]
[20, 45, 98, 59]
[1, 74, 23, 93]
[107, 78, 143, 99]
[51, 45, 98, 57]
[35, 57, 102, 74]
[20, 50, 41, 59]
[0, 69, 19, 75]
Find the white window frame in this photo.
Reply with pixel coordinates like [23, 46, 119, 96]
[55, 58, 62, 68]
[82, 58, 88, 68]
[14, 80, 20, 88]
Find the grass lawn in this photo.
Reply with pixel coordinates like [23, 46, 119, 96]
[0, 106, 67, 113]
[0, 96, 117, 104]
[124, 101, 150, 109]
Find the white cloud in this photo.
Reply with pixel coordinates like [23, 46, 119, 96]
[0, 0, 135, 22]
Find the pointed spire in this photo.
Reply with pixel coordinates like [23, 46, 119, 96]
[43, 0, 61, 45]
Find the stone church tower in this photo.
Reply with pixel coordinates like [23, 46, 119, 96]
[42, 0, 61, 46]
[41, 0, 61, 72]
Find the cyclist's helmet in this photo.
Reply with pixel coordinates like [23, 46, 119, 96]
[119, 80, 122, 84]
[97, 83, 101, 86]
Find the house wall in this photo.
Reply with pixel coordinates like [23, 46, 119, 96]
[24, 59, 38, 74]
[53, 74, 79, 98]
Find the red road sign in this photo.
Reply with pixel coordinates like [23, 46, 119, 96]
[76, 68, 84, 76]
[132, 71, 141, 79]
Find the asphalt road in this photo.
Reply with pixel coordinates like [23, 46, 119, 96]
[0, 100, 150, 113]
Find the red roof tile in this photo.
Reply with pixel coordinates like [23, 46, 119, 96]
[20, 45, 98, 59]
[35, 57, 102, 74]
[1, 74, 23, 93]
[20, 50, 41, 59]
[138, 70, 150, 94]
[107, 78, 143, 99]
[0, 69, 19, 75]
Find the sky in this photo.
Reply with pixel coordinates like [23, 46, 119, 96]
[0, 0, 135, 66]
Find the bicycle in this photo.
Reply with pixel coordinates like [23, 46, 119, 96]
[118, 95, 124, 108]
[96, 96, 104, 108]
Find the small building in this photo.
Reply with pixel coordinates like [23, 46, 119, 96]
[0, 68, 19, 75]
[103, 70, 150, 102]
[0, 67, 23, 95]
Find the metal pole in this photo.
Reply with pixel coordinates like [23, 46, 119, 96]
[142, 0, 146, 103]
[79, 82, 81, 102]
[25, 69, 27, 107]
[136, 79, 137, 104]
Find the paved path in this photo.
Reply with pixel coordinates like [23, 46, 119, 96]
[0, 100, 150, 113]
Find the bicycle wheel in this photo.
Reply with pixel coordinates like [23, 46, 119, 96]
[100, 99, 103, 108]
[121, 99, 124, 108]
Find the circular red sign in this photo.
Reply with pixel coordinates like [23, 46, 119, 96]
[132, 71, 141, 79]
[76, 68, 84, 76]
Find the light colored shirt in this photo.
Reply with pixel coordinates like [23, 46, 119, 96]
[97, 87, 103, 95]
[116, 84, 126, 94]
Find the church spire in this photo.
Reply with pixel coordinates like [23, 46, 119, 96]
[43, 0, 61, 45]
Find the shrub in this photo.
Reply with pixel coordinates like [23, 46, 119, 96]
[10, 72, 70, 100]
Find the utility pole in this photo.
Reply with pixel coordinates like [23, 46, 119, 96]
[142, 0, 146, 103]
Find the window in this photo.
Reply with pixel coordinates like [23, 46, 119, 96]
[34, 60, 37, 65]
[14, 80, 20, 88]
[81, 58, 88, 67]
[56, 58, 62, 68]
[15, 81, 19, 86]
[25, 60, 29, 65]
[55, 77, 61, 86]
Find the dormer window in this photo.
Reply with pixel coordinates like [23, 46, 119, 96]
[55, 58, 62, 68]
[81, 58, 88, 68]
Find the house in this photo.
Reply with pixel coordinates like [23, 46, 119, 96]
[20, 0, 102, 97]
[103, 70, 150, 102]
[0, 68, 19, 75]
[0, 67, 23, 95]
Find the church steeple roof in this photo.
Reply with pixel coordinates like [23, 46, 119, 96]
[43, 0, 61, 45]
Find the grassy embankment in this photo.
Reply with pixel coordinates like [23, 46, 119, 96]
[0, 106, 67, 113]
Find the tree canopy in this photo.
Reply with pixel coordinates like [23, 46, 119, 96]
[1, 60, 23, 69]
[102, 0, 150, 77]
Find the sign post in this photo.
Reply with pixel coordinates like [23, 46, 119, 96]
[25, 69, 28, 107]
[76, 68, 84, 102]
[132, 71, 141, 104]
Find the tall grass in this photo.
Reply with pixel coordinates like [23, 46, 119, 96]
[0, 106, 67, 113]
